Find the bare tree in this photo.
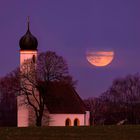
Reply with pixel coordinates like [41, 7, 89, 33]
[84, 74, 140, 125]
[100, 74, 140, 124]
[0, 51, 75, 126]
[84, 97, 109, 125]
[0, 69, 19, 126]
[19, 51, 75, 126]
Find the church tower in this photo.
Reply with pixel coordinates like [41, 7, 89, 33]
[18, 17, 38, 127]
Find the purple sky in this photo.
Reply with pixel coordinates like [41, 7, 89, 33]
[0, 0, 139, 98]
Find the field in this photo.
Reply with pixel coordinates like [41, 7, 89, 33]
[0, 125, 140, 140]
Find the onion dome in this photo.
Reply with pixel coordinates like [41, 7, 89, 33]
[19, 17, 38, 50]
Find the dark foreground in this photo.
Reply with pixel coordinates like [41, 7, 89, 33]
[0, 125, 140, 140]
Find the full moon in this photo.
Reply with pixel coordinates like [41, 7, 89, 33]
[86, 51, 114, 67]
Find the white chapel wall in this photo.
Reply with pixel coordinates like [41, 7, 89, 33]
[49, 114, 89, 126]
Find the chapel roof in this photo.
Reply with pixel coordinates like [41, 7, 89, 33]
[39, 82, 87, 114]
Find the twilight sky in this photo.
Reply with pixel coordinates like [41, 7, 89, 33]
[0, 0, 139, 98]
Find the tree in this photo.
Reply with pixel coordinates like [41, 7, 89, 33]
[84, 97, 105, 125]
[84, 74, 140, 125]
[19, 51, 75, 126]
[0, 51, 75, 126]
[0, 69, 19, 126]
[99, 74, 140, 124]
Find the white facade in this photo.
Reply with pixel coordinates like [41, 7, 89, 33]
[18, 50, 37, 127]
[49, 111, 90, 126]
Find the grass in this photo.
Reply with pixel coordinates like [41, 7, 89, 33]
[0, 125, 140, 140]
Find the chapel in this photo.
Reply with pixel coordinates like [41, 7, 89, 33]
[18, 19, 90, 127]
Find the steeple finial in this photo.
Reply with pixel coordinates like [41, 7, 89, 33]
[27, 16, 30, 31]
[19, 17, 38, 50]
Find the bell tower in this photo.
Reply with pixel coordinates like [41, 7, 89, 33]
[19, 17, 38, 64]
[18, 17, 38, 127]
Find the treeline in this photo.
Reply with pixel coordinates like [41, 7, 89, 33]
[84, 74, 140, 125]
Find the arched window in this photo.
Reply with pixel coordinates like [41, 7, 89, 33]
[32, 55, 36, 63]
[65, 118, 71, 126]
[74, 118, 80, 126]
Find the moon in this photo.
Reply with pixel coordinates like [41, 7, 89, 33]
[86, 51, 114, 67]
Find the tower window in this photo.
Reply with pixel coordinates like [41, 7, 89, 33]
[32, 55, 36, 63]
